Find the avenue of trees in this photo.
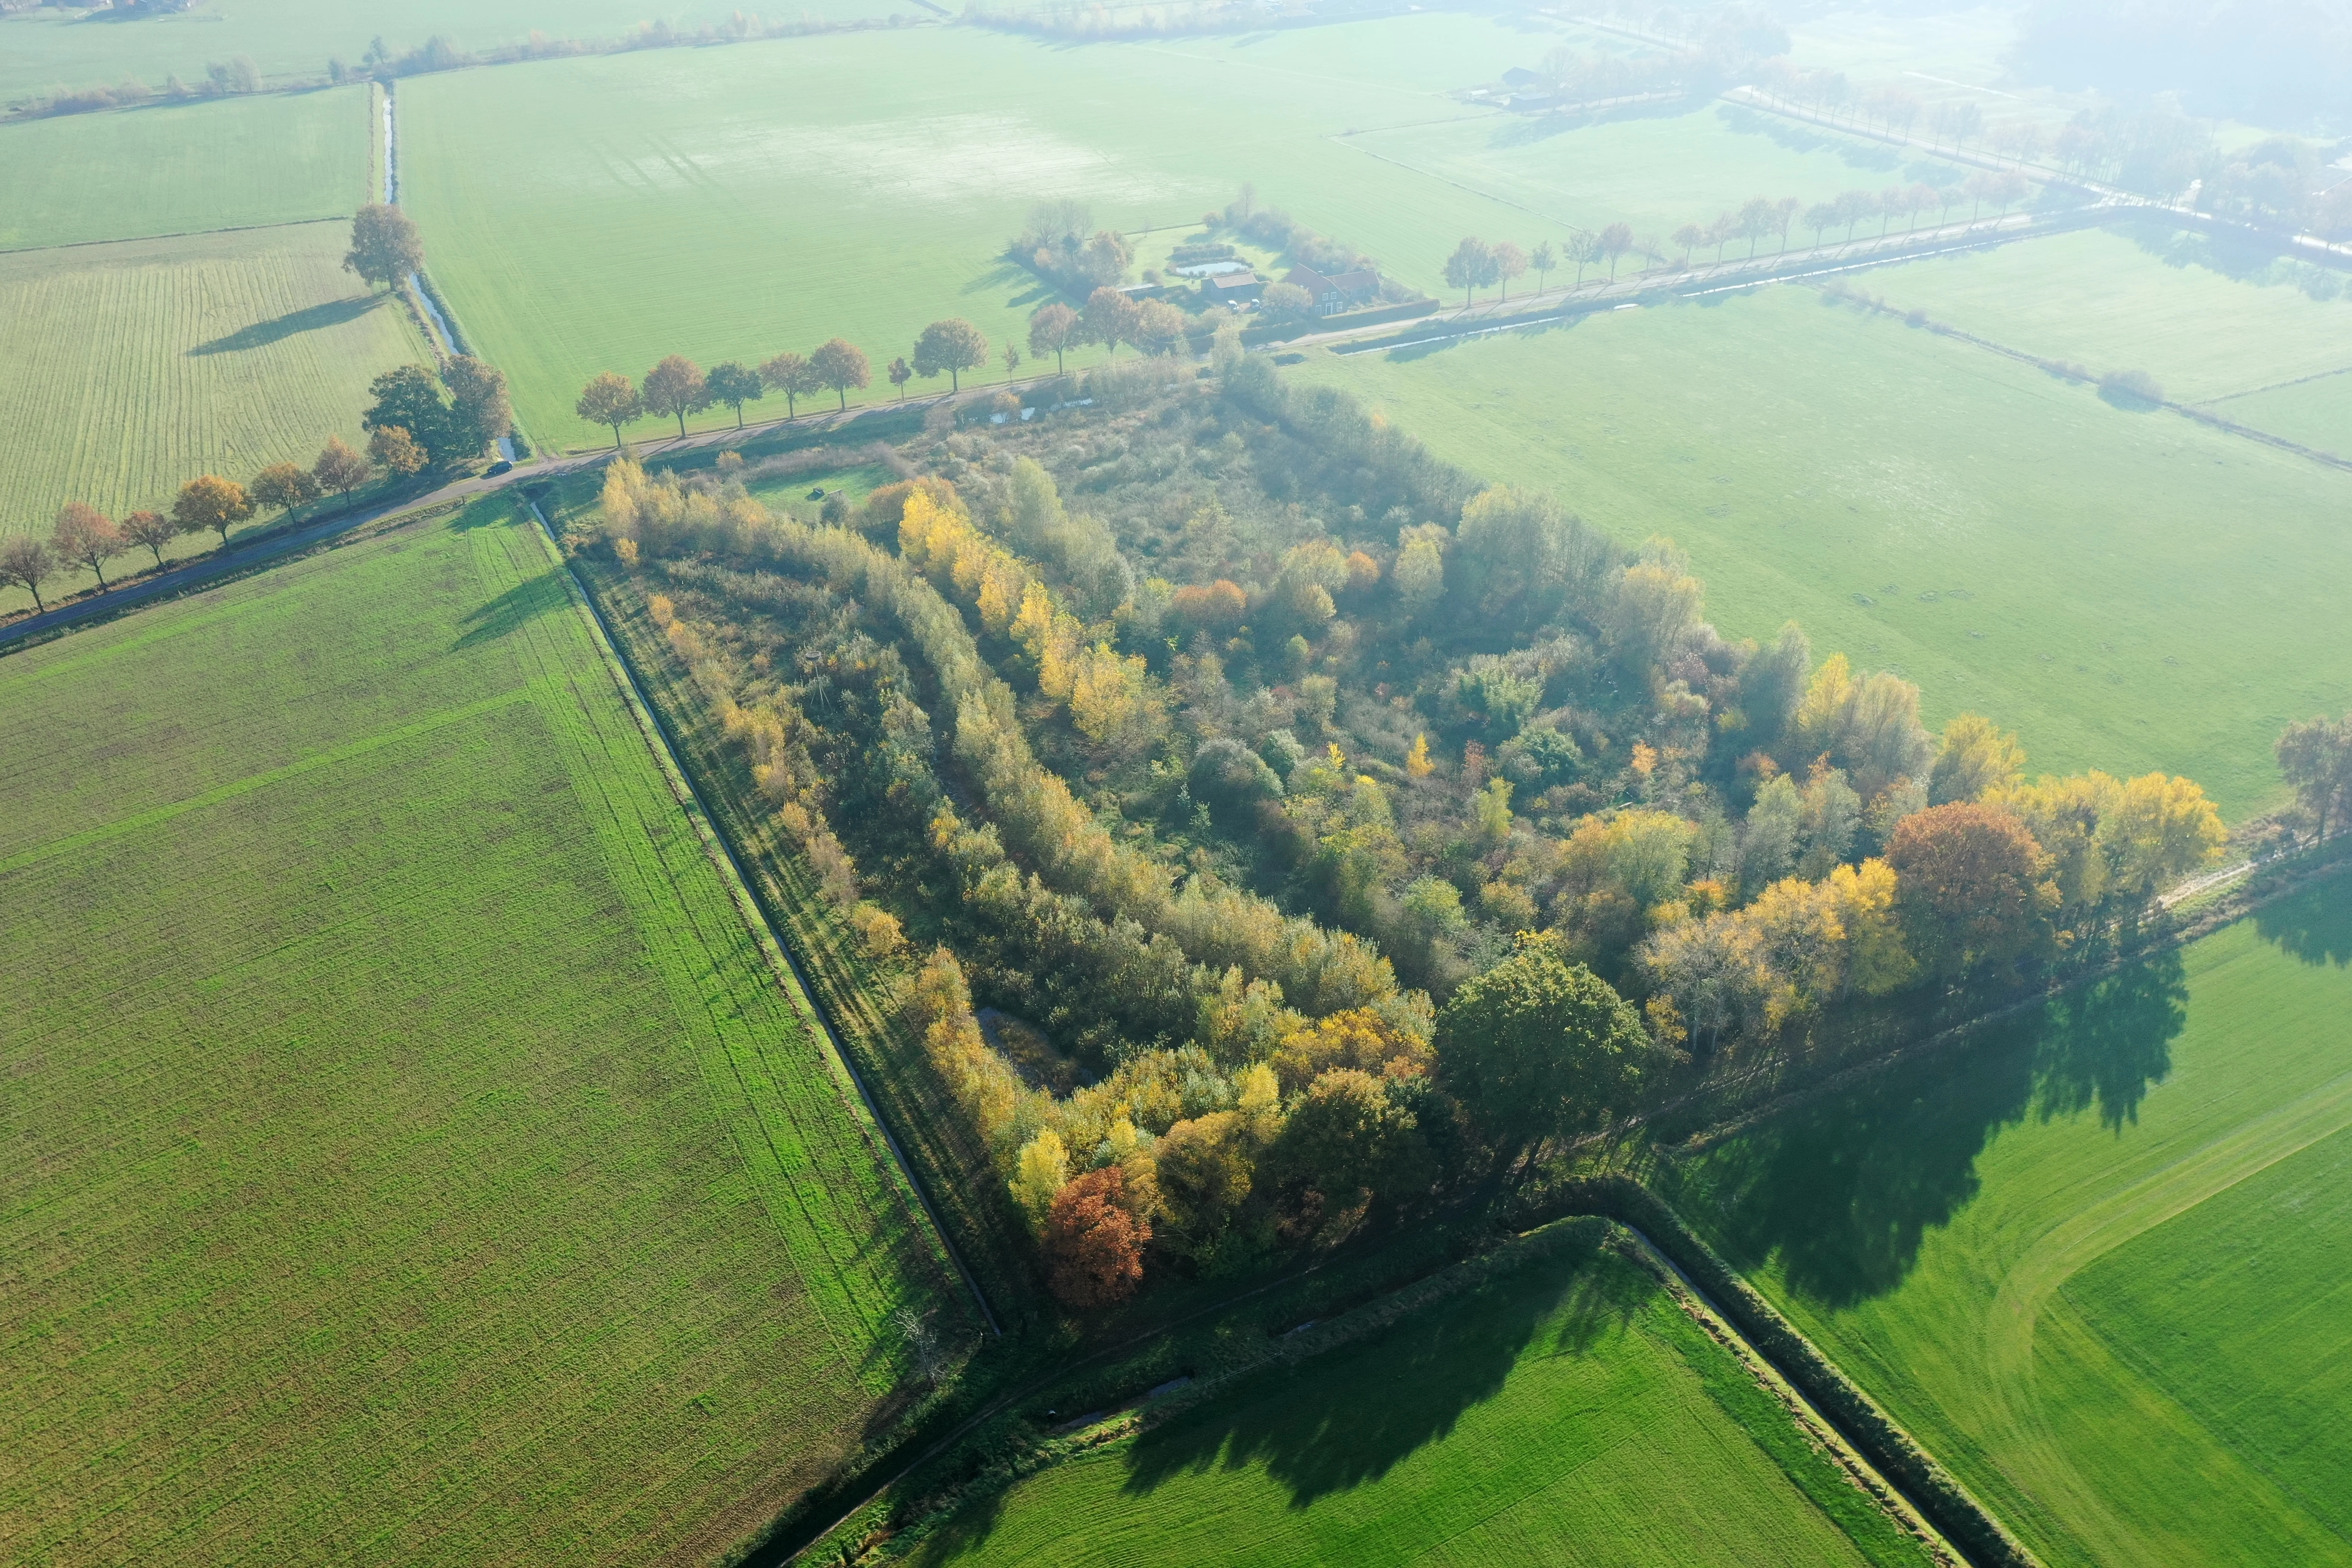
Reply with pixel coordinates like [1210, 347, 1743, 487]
[0, 435, 385, 612]
[588, 361, 2241, 1313]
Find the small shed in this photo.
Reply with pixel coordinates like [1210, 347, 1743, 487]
[1210, 270, 1265, 302]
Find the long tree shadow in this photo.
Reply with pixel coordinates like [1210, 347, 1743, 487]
[907, 1232, 1644, 1561]
[1122, 1255, 1634, 1507]
[451, 571, 567, 650]
[188, 294, 383, 356]
[2254, 879, 2352, 968]
[1669, 950, 2190, 1309]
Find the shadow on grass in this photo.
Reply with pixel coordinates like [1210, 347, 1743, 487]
[1667, 949, 2190, 1310]
[909, 1233, 1645, 1560]
[451, 570, 568, 649]
[2254, 879, 2352, 968]
[188, 294, 384, 356]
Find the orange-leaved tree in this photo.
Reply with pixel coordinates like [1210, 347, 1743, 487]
[1888, 801, 2054, 980]
[1044, 1166, 1148, 1309]
[172, 474, 255, 545]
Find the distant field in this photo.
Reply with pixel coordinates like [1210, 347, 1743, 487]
[0, 220, 424, 569]
[0, 501, 947, 1565]
[0, 87, 370, 250]
[905, 1226, 1930, 1567]
[0, 0, 921, 102]
[1345, 101, 1968, 256]
[397, 17, 1979, 447]
[2208, 370, 2352, 456]
[1854, 221, 2352, 403]
[1665, 888, 2352, 1567]
[1288, 285, 2352, 815]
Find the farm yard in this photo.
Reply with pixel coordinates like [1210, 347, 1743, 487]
[0, 500, 953, 1565]
[1664, 891, 2352, 1567]
[1288, 281, 2352, 816]
[901, 1225, 1933, 1568]
[0, 221, 427, 541]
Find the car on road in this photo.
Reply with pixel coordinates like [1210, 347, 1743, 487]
[487, 460, 513, 477]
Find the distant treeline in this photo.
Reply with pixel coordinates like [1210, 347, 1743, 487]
[6, 9, 920, 117]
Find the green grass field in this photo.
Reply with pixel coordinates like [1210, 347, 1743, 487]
[0, 88, 371, 251]
[0, 0, 921, 103]
[1664, 887, 2352, 1567]
[1850, 222, 2352, 404]
[0, 220, 426, 572]
[396, 18, 1980, 448]
[903, 1227, 1931, 1567]
[0, 500, 949, 1565]
[2209, 371, 2352, 456]
[1288, 285, 2352, 816]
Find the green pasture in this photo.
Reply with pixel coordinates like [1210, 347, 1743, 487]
[395, 16, 1979, 447]
[0, 221, 424, 564]
[0, 502, 945, 1565]
[0, 87, 371, 251]
[1856, 221, 2352, 404]
[2209, 371, 2352, 457]
[0, 0, 920, 104]
[1665, 888, 2352, 1567]
[1288, 285, 2352, 816]
[1345, 101, 1970, 267]
[904, 1229, 1930, 1567]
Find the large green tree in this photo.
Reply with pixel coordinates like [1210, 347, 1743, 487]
[1434, 937, 1649, 1171]
[912, 318, 989, 392]
[362, 364, 462, 465]
[342, 203, 423, 292]
[705, 361, 764, 427]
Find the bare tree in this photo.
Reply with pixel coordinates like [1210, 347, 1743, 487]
[0, 536, 57, 611]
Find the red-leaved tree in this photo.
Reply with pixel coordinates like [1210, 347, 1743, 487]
[1044, 1166, 1148, 1310]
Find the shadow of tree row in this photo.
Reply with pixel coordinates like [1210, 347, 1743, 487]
[1666, 885, 2352, 1311]
[910, 1231, 1649, 1559]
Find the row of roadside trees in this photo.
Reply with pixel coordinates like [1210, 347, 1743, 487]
[570, 288, 1210, 447]
[0, 435, 398, 613]
[1437, 169, 2037, 309]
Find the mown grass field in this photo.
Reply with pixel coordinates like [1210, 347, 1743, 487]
[0, 87, 371, 251]
[0, 0, 922, 103]
[903, 1228, 1931, 1567]
[397, 16, 1971, 447]
[0, 499, 949, 1565]
[1848, 221, 2352, 405]
[1664, 888, 2352, 1567]
[1288, 285, 2352, 815]
[0, 220, 426, 577]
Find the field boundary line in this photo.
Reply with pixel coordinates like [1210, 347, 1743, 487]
[520, 499, 1000, 1338]
[0, 214, 358, 260]
[1525, 1178, 2045, 1568]
[2197, 363, 2352, 406]
[1620, 1227, 1966, 1567]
